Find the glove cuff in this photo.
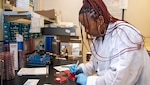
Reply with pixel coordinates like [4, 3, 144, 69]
[76, 67, 83, 74]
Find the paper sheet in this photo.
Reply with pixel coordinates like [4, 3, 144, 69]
[55, 57, 66, 60]
[30, 12, 44, 33]
[53, 64, 73, 72]
[119, 0, 128, 9]
[17, 67, 46, 76]
[16, 0, 29, 10]
[24, 79, 39, 85]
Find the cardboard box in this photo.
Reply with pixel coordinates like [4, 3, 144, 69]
[9, 0, 17, 6]
[35, 9, 56, 20]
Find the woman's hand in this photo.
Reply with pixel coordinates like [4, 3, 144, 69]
[76, 73, 87, 85]
[69, 64, 83, 74]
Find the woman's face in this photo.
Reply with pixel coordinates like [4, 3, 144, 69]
[79, 13, 100, 36]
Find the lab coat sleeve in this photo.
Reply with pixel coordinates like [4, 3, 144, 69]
[79, 55, 95, 76]
[86, 76, 105, 85]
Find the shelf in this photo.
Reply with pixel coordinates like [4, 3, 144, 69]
[2, 11, 55, 42]
[57, 35, 81, 43]
[3, 3, 27, 11]
[41, 27, 76, 36]
[3, 11, 55, 24]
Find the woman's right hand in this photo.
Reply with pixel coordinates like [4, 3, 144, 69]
[69, 64, 83, 74]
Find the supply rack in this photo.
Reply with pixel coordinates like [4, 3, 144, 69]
[2, 11, 55, 42]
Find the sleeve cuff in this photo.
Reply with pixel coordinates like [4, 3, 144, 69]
[86, 76, 99, 85]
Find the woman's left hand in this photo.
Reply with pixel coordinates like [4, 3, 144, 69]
[76, 73, 87, 85]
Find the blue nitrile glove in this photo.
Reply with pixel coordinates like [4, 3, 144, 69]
[76, 73, 87, 85]
[69, 64, 83, 74]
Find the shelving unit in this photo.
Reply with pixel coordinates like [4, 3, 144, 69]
[2, 11, 55, 42]
[3, 11, 55, 24]
[2, 0, 34, 11]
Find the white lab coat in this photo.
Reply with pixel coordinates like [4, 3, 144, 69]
[79, 21, 150, 85]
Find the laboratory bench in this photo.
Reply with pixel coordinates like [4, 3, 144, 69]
[3, 56, 82, 85]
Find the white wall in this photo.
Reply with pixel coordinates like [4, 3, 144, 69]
[33, 0, 44, 11]
[125, 0, 150, 37]
[44, 0, 82, 36]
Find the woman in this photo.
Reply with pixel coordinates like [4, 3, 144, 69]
[69, 0, 150, 85]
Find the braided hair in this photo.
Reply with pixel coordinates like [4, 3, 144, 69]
[79, 0, 118, 24]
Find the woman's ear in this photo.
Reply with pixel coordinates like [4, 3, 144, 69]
[97, 16, 104, 25]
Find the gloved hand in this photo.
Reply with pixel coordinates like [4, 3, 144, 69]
[69, 64, 83, 74]
[76, 73, 87, 85]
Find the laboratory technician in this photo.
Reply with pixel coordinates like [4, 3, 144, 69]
[69, 0, 150, 85]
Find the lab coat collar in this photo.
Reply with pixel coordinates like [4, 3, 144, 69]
[106, 21, 125, 34]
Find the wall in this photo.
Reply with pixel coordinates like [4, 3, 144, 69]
[0, 0, 2, 8]
[44, 0, 82, 36]
[33, 0, 44, 11]
[125, 0, 150, 37]
[44, 0, 150, 62]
